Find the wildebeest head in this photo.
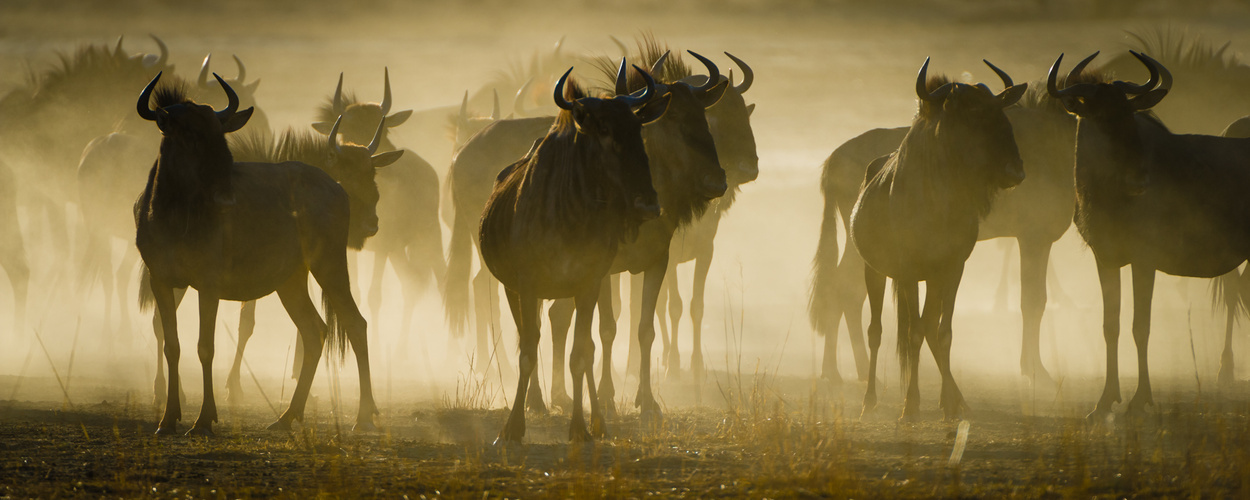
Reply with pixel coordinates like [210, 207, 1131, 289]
[451, 88, 501, 151]
[915, 58, 1028, 191]
[138, 71, 254, 140]
[318, 116, 403, 247]
[194, 54, 268, 134]
[554, 66, 667, 222]
[313, 68, 413, 149]
[681, 52, 758, 186]
[1048, 51, 1171, 194]
[615, 51, 728, 222]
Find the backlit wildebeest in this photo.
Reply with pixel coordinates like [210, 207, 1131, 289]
[312, 70, 443, 353]
[851, 59, 1026, 420]
[543, 51, 727, 421]
[1048, 51, 1250, 419]
[194, 54, 269, 137]
[135, 73, 378, 435]
[480, 67, 665, 443]
[811, 69, 1097, 386]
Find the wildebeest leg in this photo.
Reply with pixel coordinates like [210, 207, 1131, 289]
[993, 239, 1013, 310]
[689, 251, 713, 384]
[497, 288, 538, 444]
[473, 268, 513, 377]
[1124, 265, 1156, 415]
[525, 301, 548, 415]
[153, 287, 188, 408]
[547, 298, 575, 412]
[661, 260, 679, 379]
[315, 267, 380, 431]
[115, 249, 140, 335]
[635, 260, 667, 427]
[838, 246, 870, 381]
[366, 249, 388, 347]
[570, 286, 601, 442]
[187, 292, 221, 436]
[927, 268, 968, 421]
[897, 280, 923, 422]
[594, 277, 619, 418]
[1219, 294, 1237, 386]
[1018, 238, 1054, 385]
[861, 265, 886, 417]
[1088, 255, 1123, 422]
[152, 279, 182, 435]
[625, 272, 644, 379]
[269, 274, 325, 431]
[226, 300, 258, 404]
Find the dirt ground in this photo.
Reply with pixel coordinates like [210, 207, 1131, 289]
[5, 0, 1250, 497]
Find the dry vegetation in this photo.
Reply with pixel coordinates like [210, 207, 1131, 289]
[4, 0, 1250, 497]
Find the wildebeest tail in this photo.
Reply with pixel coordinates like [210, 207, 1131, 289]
[444, 197, 472, 338]
[322, 292, 350, 362]
[1211, 268, 1250, 325]
[893, 281, 912, 385]
[807, 155, 842, 337]
[138, 263, 155, 312]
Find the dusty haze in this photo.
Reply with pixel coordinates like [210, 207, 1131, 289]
[1, 0, 1247, 415]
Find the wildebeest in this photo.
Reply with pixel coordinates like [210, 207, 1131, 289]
[311, 70, 444, 354]
[543, 51, 728, 421]
[135, 73, 377, 434]
[479, 66, 665, 443]
[194, 54, 269, 137]
[851, 59, 1026, 420]
[0, 36, 169, 272]
[810, 68, 1096, 386]
[1048, 51, 1250, 419]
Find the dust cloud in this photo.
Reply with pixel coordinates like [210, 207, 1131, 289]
[0, 0, 1247, 417]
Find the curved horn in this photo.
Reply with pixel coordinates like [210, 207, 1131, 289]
[1136, 51, 1172, 92]
[982, 59, 1013, 90]
[213, 73, 239, 122]
[381, 67, 392, 116]
[615, 65, 656, 108]
[1047, 53, 1098, 99]
[1117, 50, 1162, 95]
[491, 89, 500, 120]
[615, 57, 630, 95]
[137, 71, 161, 122]
[1065, 51, 1099, 87]
[149, 34, 168, 68]
[232, 54, 246, 83]
[332, 72, 345, 114]
[553, 67, 575, 111]
[687, 50, 722, 93]
[114, 36, 125, 57]
[328, 115, 344, 155]
[198, 54, 212, 88]
[649, 50, 671, 78]
[514, 77, 534, 116]
[368, 117, 385, 155]
[725, 52, 753, 94]
[916, 57, 937, 102]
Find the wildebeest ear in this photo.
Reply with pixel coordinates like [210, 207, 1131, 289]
[699, 80, 730, 109]
[745, 103, 755, 116]
[222, 107, 254, 133]
[635, 94, 672, 125]
[312, 121, 334, 134]
[371, 150, 403, 168]
[998, 83, 1028, 107]
[1130, 88, 1168, 111]
[385, 109, 412, 127]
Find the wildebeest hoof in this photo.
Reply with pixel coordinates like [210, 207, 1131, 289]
[551, 392, 574, 414]
[185, 424, 214, 437]
[353, 420, 379, 433]
[266, 419, 294, 432]
[527, 396, 549, 416]
[1085, 407, 1113, 426]
[569, 423, 594, 443]
[155, 422, 180, 436]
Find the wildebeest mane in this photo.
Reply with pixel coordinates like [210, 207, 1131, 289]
[315, 91, 361, 124]
[228, 129, 276, 163]
[1123, 27, 1244, 73]
[153, 78, 191, 109]
[917, 75, 953, 117]
[1017, 68, 1110, 113]
[589, 33, 693, 94]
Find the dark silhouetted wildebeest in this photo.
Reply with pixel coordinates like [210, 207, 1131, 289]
[135, 73, 378, 435]
[851, 58, 1027, 421]
[810, 69, 1101, 387]
[1048, 51, 1250, 419]
[480, 66, 665, 443]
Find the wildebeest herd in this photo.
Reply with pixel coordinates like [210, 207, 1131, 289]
[2, 30, 1250, 447]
